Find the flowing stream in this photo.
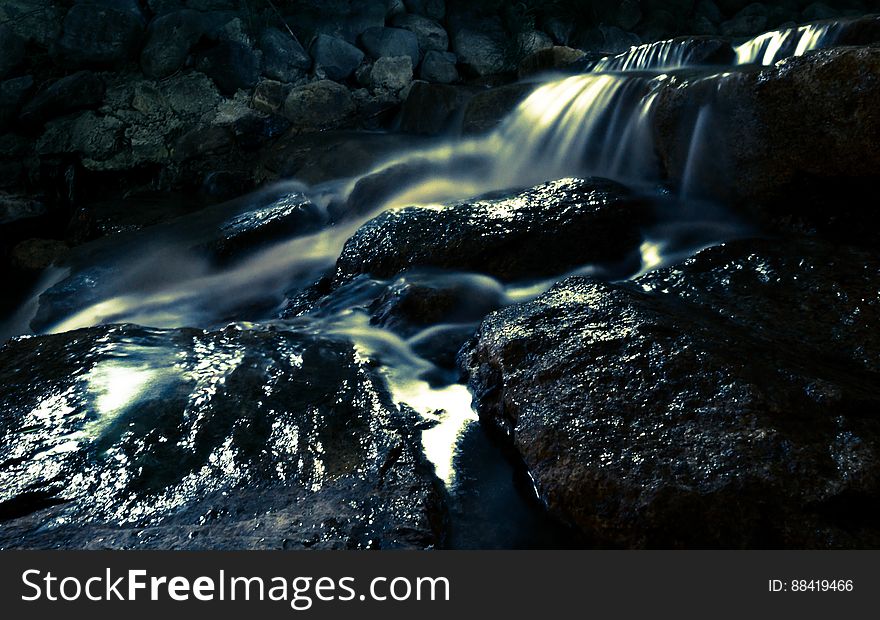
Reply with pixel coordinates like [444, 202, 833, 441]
[2, 21, 846, 547]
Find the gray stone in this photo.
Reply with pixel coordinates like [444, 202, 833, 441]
[283, 79, 356, 131]
[391, 13, 449, 53]
[420, 51, 458, 84]
[260, 27, 311, 83]
[359, 27, 420, 67]
[310, 35, 365, 81]
[52, 4, 145, 69]
[371, 56, 413, 94]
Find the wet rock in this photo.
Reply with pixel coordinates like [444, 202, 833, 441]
[0, 25, 26, 80]
[405, 0, 446, 21]
[360, 27, 420, 67]
[260, 27, 311, 83]
[334, 178, 650, 284]
[517, 46, 587, 79]
[193, 40, 261, 96]
[462, 237, 880, 548]
[310, 35, 365, 81]
[0, 324, 446, 549]
[652, 47, 880, 233]
[283, 80, 356, 131]
[371, 56, 413, 94]
[52, 4, 145, 69]
[461, 82, 535, 135]
[286, 0, 386, 45]
[420, 51, 459, 84]
[392, 13, 449, 53]
[140, 9, 203, 79]
[18, 71, 105, 129]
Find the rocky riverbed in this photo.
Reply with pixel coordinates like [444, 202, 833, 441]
[1, 1, 880, 549]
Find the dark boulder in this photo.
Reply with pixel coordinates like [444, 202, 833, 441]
[652, 47, 880, 233]
[207, 192, 327, 261]
[260, 27, 311, 83]
[193, 40, 261, 95]
[140, 9, 204, 79]
[359, 27, 420, 66]
[517, 46, 587, 79]
[462, 237, 880, 548]
[310, 35, 365, 81]
[392, 13, 449, 53]
[0, 75, 34, 132]
[334, 178, 651, 284]
[0, 324, 446, 549]
[18, 71, 105, 129]
[52, 4, 145, 69]
[0, 25, 25, 80]
[399, 81, 471, 134]
[461, 83, 535, 135]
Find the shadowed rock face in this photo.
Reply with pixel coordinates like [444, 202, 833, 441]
[334, 178, 651, 284]
[652, 47, 880, 234]
[462, 237, 880, 548]
[0, 324, 445, 549]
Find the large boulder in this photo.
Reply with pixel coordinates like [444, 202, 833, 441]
[0, 0, 63, 47]
[282, 79, 356, 131]
[0, 324, 445, 549]
[18, 71, 105, 128]
[652, 47, 880, 232]
[52, 3, 145, 69]
[310, 34, 365, 81]
[359, 27, 420, 67]
[462, 237, 880, 548]
[370, 56, 413, 94]
[334, 178, 651, 284]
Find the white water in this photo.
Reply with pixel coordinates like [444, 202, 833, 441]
[7, 19, 847, 488]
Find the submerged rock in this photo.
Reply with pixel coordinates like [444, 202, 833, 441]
[0, 324, 445, 549]
[334, 178, 650, 284]
[462, 237, 880, 548]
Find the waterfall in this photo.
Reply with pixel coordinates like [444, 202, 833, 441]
[734, 23, 839, 65]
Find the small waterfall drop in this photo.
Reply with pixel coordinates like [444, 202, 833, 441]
[734, 23, 839, 65]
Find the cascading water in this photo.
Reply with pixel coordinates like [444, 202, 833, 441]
[1, 17, 851, 547]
